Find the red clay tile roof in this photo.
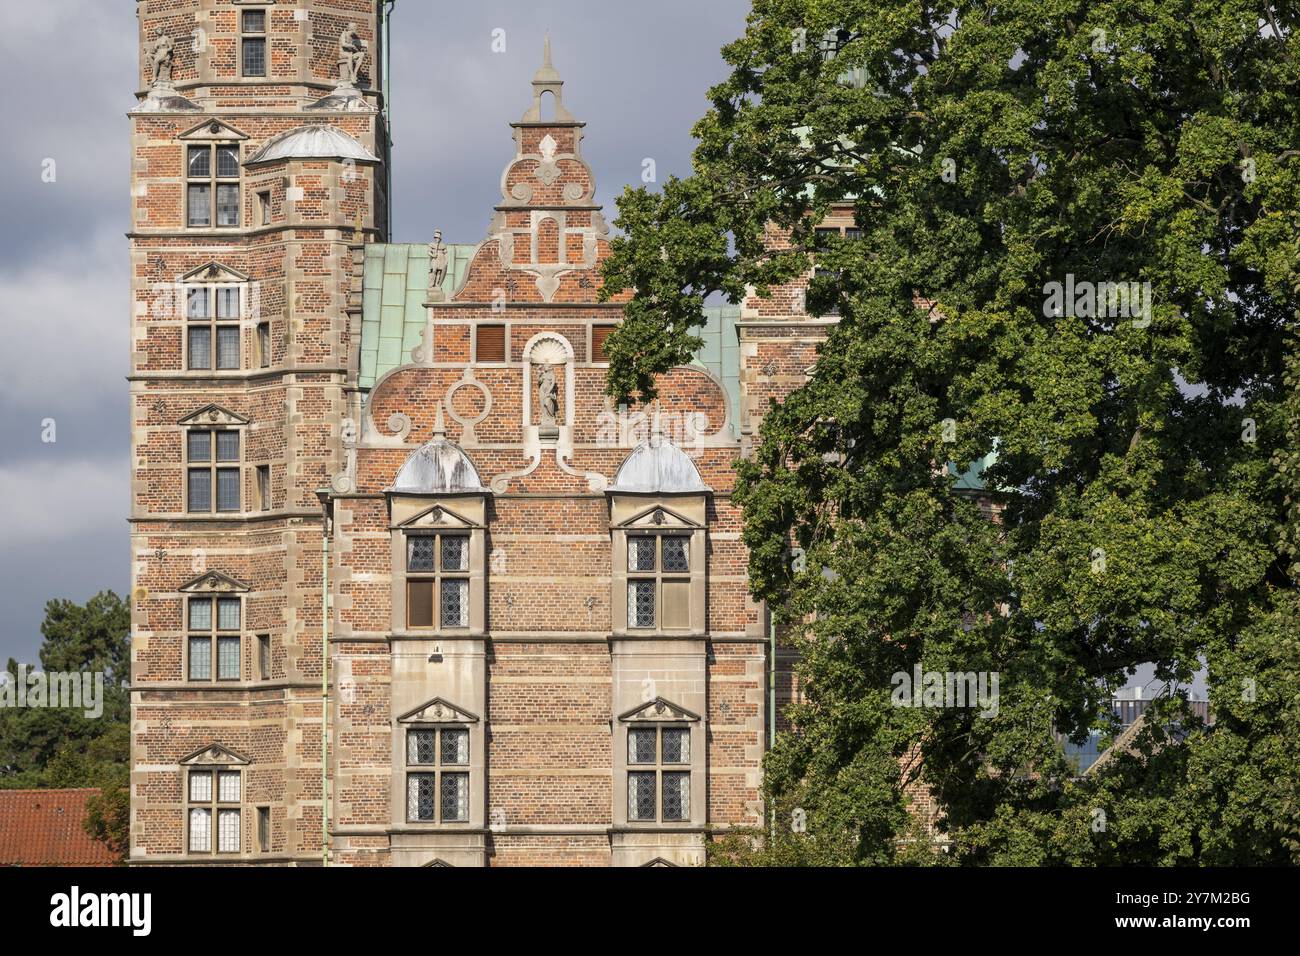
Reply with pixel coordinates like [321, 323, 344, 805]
[0, 789, 117, 866]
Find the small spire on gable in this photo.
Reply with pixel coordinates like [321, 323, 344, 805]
[432, 400, 447, 440]
[522, 33, 574, 123]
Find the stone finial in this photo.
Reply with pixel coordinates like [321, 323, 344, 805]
[432, 401, 447, 439]
[534, 33, 561, 84]
[521, 34, 575, 123]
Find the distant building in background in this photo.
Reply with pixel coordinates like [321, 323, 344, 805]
[1061, 691, 1213, 774]
[0, 789, 117, 866]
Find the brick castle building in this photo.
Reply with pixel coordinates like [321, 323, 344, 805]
[128, 0, 836, 866]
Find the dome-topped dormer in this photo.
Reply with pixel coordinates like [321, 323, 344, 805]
[389, 407, 485, 494]
[390, 439, 484, 494]
[611, 438, 710, 494]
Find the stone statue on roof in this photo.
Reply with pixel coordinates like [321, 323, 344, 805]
[428, 230, 448, 284]
[338, 23, 365, 87]
[148, 31, 174, 86]
[428, 230, 449, 295]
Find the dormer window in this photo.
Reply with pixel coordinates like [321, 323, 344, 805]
[389, 428, 488, 636]
[627, 534, 691, 629]
[406, 533, 470, 629]
[609, 439, 710, 636]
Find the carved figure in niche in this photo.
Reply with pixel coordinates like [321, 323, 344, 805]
[538, 364, 559, 425]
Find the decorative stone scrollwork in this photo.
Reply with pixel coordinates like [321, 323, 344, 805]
[387, 412, 413, 442]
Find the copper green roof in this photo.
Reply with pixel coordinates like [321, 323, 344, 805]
[359, 246, 744, 440]
[359, 243, 475, 389]
[692, 305, 742, 440]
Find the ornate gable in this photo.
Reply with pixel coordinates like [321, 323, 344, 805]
[178, 404, 249, 428]
[179, 743, 251, 767]
[179, 570, 251, 594]
[397, 698, 480, 725]
[618, 697, 701, 723]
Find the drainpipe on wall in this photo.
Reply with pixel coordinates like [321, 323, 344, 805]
[316, 488, 333, 866]
[381, 0, 395, 235]
[769, 605, 776, 842]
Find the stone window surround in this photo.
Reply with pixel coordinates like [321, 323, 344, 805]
[185, 140, 243, 230]
[390, 698, 483, 833]
[403, 530, 471, 630]
[402, 725, 471, 824]
[185, 592, 243, 683]
[388, 495, 488, 638]
[608, 496, 708, 637]
[625, 533, 693, 631]
[184, 423, 244, 514]
[614, 698, 705, 830]
[179, 744, 251, 858]
[239, 6, 268, 79]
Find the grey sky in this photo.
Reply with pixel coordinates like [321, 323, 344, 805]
[0, 0, 751, 664]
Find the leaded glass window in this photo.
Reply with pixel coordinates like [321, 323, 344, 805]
[241, 9, 266, 77]
[407, 773, 437, 822]
[405, 726, 470, 823]
[189, 808, 211, 852]
[188, 596, 240, 682]
[662, 773, 689, 821]
[440, 773, 468, 822]
[629, 580, 656, 628]
[187, 430, 240, 513]
[625, 725, 691, 823]
[441, 578, 468, 628]
[186, 284, 241, 370]
[441, 728, 469, 765]
[217, 636, 240, 680]
[188, 768, 241, 855]
[408, 729, 436, 765]
[406, 533, 471, 630]
[218, 770, 241, 803]
[187, 143, 241, 228]
[662, 727, 689, 763]
[626, 535, 692, 630]
[628, 727, 656, 764]
[629, 772, 656, 821]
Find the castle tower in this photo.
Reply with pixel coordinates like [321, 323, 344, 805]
[128, 0, 390, 864]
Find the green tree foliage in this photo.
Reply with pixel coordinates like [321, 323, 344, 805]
[0, 591, 131, 861]
[602, 1, 1299, 863]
